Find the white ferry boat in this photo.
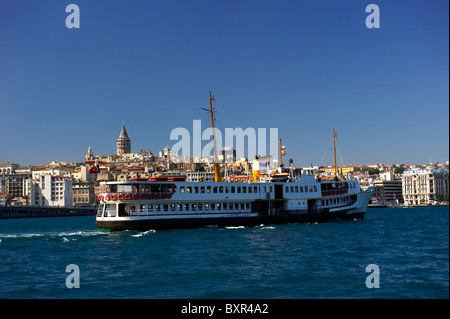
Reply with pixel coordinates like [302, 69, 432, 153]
[95, 171, 373, 232]
[95, 92, 373, 231]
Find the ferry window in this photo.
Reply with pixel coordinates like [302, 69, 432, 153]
[248, 186, 252, 193]
[263, 186, 266, 192]
[246, 203, 250, 209]
[148, 204, 153, 211]
[155, 204, 161, 212]
[290, 186, 294, 193]
[194, 187, 199, 193]
[207, 186, 211, 193]
[217, 203, 221, 210]
[219, 186, 224, 193]
[229, 203, 233, 210]
[237, 187, 241, 193]
[295, 186, 298, 192]
[226, 186, 230, 193]
[170, 204, 175, 211]
[205, 203, 209, 210]
[223, 203, 227, 210]
[285, 186, 289, 193]
[192, 204, 196, 211]
[210, 203, 215, 210]
[322, 200, 324, 206]
[198, 203, 203, 211]
[184, 203, 189, 211]
[314, 186, 317, 192]
[243, 186, 247, 193]
[180, 187, 185, 193]
[201, 186, 205, 193]
[254, 186, 258, 193]
[300, 186, 303, 192]
[163, 204, 168, 212]
[231, 186, 235, 193]
[177, 204, 183, 211]
[235, 203, 239, 210]
[269, 186, 273, 192]
[309, 186, 313, 192]
[187, 187, 192, 193]
[140, 204, 146, 212]
[213, 186, 218, 193]
[240, 203, 245, 210]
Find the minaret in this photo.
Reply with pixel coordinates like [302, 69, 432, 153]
[85, 146, 94, 162]
[117, 121, 131, 155]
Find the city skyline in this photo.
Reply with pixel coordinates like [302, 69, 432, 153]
[1, 1, 448, 167]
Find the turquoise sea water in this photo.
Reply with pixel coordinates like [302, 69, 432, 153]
[0, 206, 448, 299]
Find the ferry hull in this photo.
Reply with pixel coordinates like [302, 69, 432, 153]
[95, 209, 365, 232]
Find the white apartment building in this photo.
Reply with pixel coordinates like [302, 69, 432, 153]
[24, 175, 73, 207]
[32, 168, 69, 180]
[402, 167, 449, 205]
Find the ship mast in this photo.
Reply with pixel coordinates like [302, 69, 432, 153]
[202, 91, 222, 182]
[333, 128, 338, 178]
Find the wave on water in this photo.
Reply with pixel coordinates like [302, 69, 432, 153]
[0, 230, 106, 242]
[131, 229, 156, 237]
[225, 226, 246, 230]
[255, 224, 275, 230]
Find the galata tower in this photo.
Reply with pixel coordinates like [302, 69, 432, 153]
[117, 121, 131, 155]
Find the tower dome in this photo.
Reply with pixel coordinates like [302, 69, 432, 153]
[117, 121, 131, 155]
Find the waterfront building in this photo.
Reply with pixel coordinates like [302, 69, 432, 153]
[402, 167, 449, 205]
[117, 122, 131, 155]
[1, 173, 29, 201]
[71, 165, 97, 182]
[321, 165, 368, 175]
[32, 168, 70, 180]
[72, 180, 96, 206]
[24, 175, 73, 207]
[0, 192, 8, 206]
[0, 163, 19, 175]
[373, 180, 403, 204]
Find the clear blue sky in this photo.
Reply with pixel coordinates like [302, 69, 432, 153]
[0, 0, 448, 167]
